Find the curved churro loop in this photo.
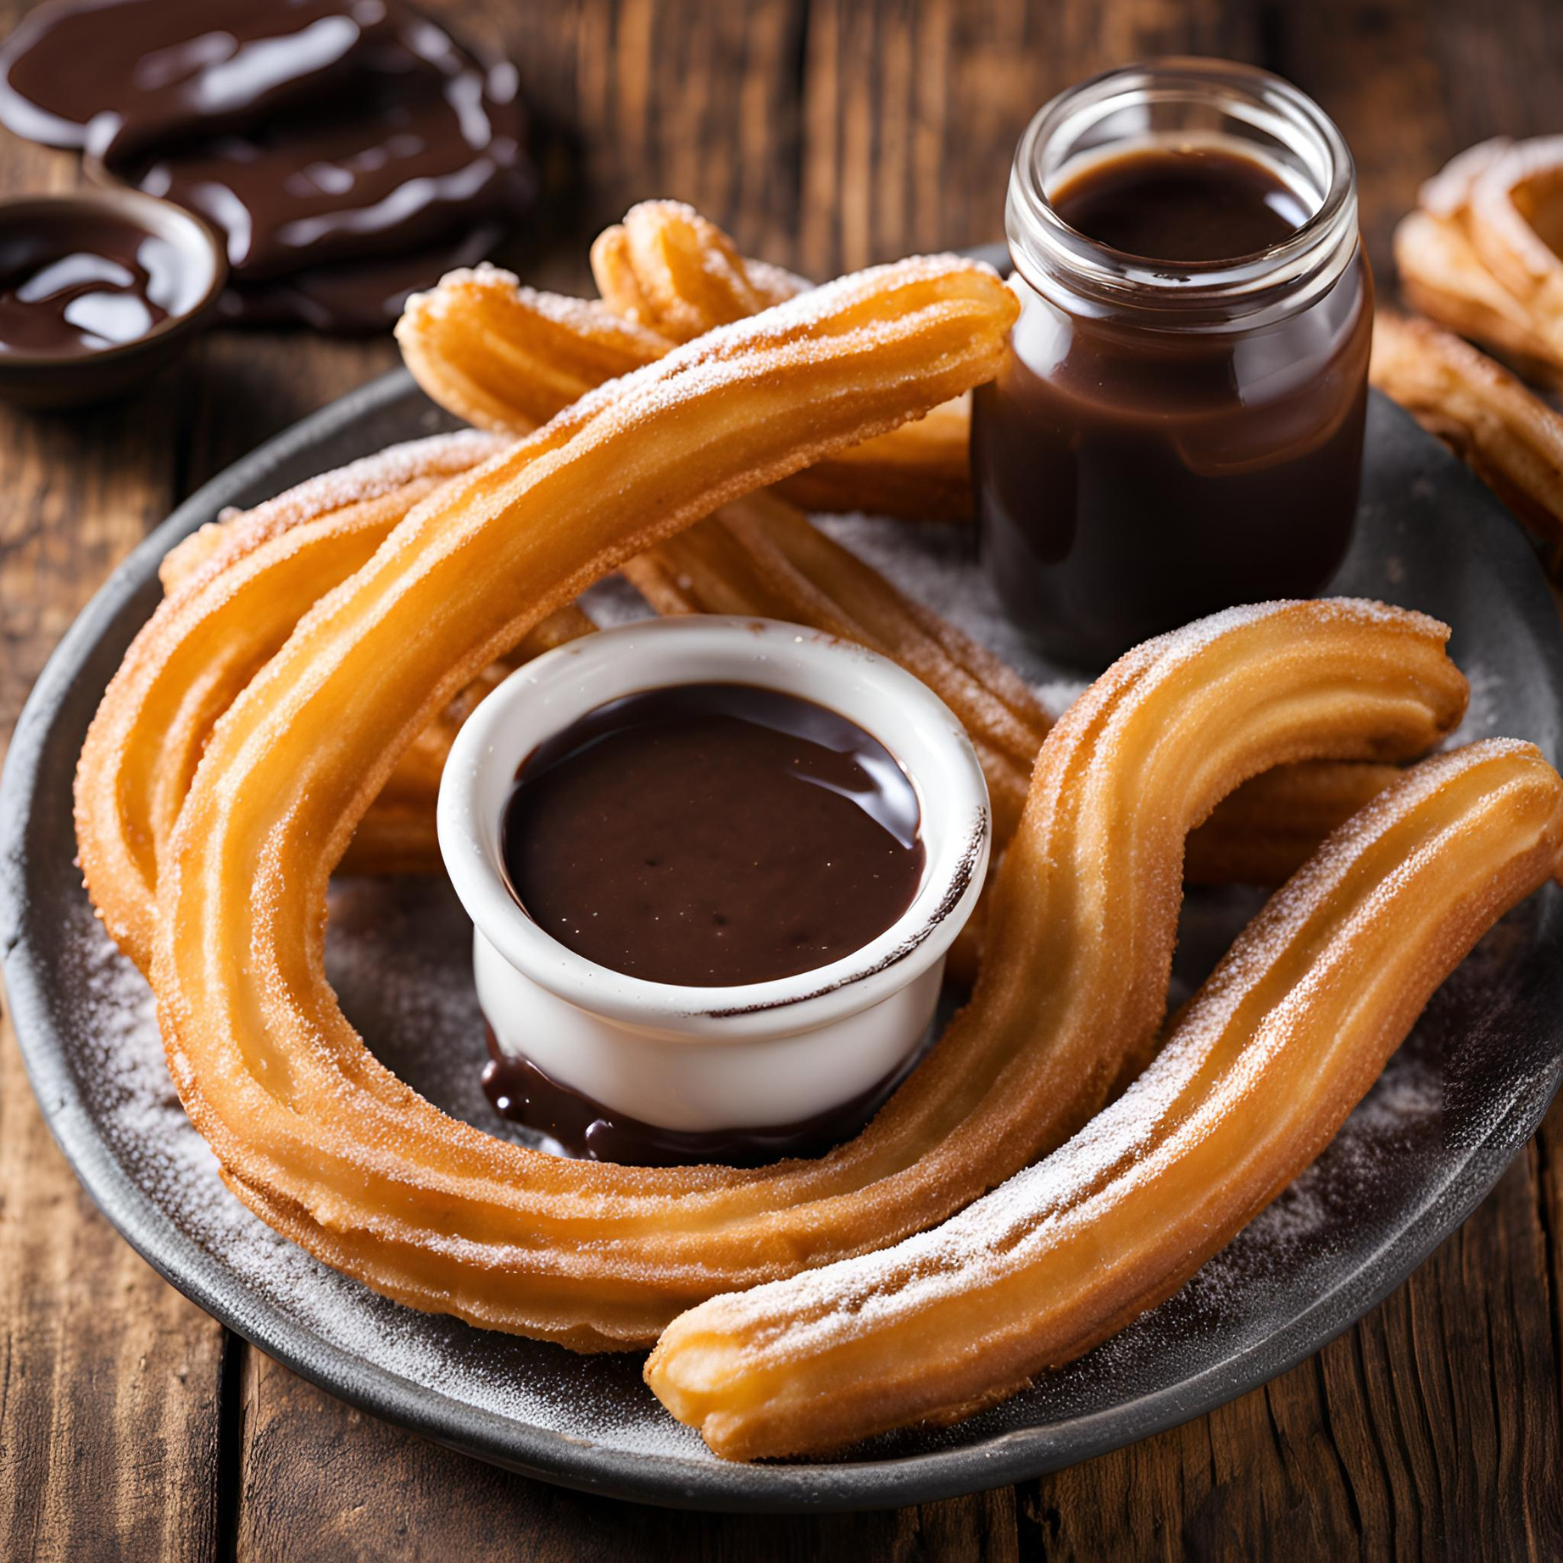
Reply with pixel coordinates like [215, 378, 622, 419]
[155, 334, 1464, 1369]
[591, 201, 806, 341]
[1465, 137, 1563, 351]
[402, 204, 974, 520]
[1395, 139, 1563, 385]
[592, 202, 976, 519]
[73, 430, 590, 969]
[395, 268, 672, 436]
[153, 259, 1042, 1348]
[649, 740, 1563, 1459]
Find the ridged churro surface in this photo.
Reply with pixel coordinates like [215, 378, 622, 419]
[399, 202, 975, 519]
[649, 739, 1563, 1459]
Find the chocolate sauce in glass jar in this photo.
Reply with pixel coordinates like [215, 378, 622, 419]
[971, 60, 1373, 667]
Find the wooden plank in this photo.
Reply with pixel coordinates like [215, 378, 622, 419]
[0, 50, 233, 1556]
[796, 0, 1262, 277]
[427, 0, 807, 280]
[1267, 0, 1452, 301]
[232, 1354, 994, 1563]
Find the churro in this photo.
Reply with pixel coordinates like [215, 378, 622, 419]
[1371, 310, 1563, 570]
[136, 257, 1466, 1349]
[74, 429, 590, 969]
[1395, 139, 1563, 384]
[649, 739, 1563, 1459]
[590, 201, 805, 341]
[399, 203, 975, 519]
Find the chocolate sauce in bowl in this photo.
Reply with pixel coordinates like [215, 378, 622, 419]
[501, 682, 925, 989]
[0, 209, 188, 354]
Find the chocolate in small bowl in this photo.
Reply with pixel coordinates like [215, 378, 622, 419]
[438, 617, 992, 1169]
[0, 188, 225, 408]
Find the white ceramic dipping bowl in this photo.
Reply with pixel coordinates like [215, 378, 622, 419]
[437, 616, 991, 1138]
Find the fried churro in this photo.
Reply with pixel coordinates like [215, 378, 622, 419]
[1372, 310, 1563, 570]
[1396, 139, 1563, 385]
[131, 256, 1469, 1353]
[400, 202, 975, 519]
[649, 740, 1563, 1459]
[73, 429, 591, 969]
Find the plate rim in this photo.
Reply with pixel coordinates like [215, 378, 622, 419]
[4, 364, 1563, 1513]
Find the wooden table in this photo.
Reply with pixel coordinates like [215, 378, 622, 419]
[3, 2, 1561, 1557]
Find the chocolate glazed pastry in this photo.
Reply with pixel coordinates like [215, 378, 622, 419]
[0, 0, 536, 333]
[0, 0, 394, 160]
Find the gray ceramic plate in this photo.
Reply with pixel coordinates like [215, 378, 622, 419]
[4, 355, 1563, 1511]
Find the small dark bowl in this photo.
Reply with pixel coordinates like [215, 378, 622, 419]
[0, 187, 226, 409]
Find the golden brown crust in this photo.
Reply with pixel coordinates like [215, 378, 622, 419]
[647, 737, 1561, 1460]
[121, 261, 1473, 1352]
[73, 431, 589, 967]
[404, 203, 976, 520]
[144, 259, 1035, 1349]
[396, 266, 672, 435]
[1371, 310, 1563, 569]
[1393, 138, 1563, 385]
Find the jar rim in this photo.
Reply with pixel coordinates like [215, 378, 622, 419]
[1007, 57, 1358, 321]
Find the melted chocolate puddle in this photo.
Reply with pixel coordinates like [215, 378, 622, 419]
[0, 0, 536, 332]
[481, 1026, 926, 1168]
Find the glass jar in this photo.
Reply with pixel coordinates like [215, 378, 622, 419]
[971, 59, 1373, 667]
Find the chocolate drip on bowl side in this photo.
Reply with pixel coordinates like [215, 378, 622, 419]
[482, 1027, 924, 1168]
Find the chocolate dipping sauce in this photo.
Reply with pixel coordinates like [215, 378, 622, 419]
[0, 0, 393, 160]
[0, 209, 184, 354]
[482, 1027, 923, 1168]
[501, 683, 925, 989]
[974, 67, 1373, 669]
[1052, 146, 1303, 261]
[122, 16, 530, 283]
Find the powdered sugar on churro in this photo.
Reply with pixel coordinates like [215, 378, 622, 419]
[665, 741, 1541, 1373]
[57, 828, 1526, 1464]
[404, 264, 672, 350]
[170, 429, 505, 595]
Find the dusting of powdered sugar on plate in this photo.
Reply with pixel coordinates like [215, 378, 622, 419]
[61, 889, 706, 1461]
[53, 852, 1545, 1468]
[19, 384, 1563, 1485]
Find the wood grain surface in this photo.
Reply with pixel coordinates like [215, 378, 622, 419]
[2, 1, 1561, 1558]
